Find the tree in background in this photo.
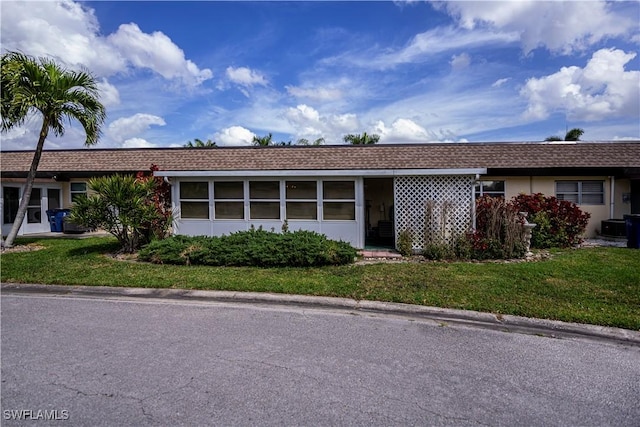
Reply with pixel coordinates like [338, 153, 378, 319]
[545, 128, 584, 142]
[296, 137, 325, 145]
[343, 132, 380, 145]
[252, 133, 273, 146]
[184, 138, 217, 148]
[1, 51, 105, 248]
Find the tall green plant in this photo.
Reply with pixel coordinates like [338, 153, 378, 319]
[1, 51, 106, 248]
[69, 174, 171, 253]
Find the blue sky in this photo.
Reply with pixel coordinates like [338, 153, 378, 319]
[1, 0, 639, 150]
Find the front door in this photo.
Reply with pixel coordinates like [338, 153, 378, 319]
[1, 185, 63, 235]
[23, 187, 48, 234]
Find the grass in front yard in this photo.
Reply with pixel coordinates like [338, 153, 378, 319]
[2, 237, 639, 330]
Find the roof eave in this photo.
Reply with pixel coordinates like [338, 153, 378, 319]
[154, 168, 487, 178]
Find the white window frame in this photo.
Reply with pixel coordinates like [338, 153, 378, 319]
[285, 180, 318, 221]
[474, 180, 505, 199]
[70, 182, 87, 203]
[213, 181, 245, 220]
[249, 180, 281, 220]
[322, 180, 356, 221]
[179, 181, 210, 220]
[556, 180, 604, 205]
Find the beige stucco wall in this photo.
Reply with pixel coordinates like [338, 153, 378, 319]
[488, 175, 632, 238]
[613, 178, 631, 219]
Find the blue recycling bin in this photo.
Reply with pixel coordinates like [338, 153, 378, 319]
[54, 209, 71, 233]
[46, 209, 60, 232]
[624, 214, 640, 249]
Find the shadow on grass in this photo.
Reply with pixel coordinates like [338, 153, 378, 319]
[66, 240, 122, 257]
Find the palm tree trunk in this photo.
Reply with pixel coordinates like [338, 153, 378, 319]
[3, 118, 49, 248]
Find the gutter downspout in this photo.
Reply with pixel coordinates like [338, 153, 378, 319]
[610, 176, 615, 219]
[472, 174, 479, 230]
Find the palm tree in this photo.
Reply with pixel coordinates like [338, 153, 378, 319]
[184, 138, 217, 148]
[252, 133, 273, 146]
[1, 52, 106, 248]
[545, 128, 584, 142]
[343, 132, 380, 145]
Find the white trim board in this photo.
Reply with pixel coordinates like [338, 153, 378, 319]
[155, 168, 487, 178]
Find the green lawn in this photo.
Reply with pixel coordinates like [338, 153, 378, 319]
[2, 237, 639, 330]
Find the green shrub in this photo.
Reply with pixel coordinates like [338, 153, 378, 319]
[138, 229, 358, 267]
[397, 229, 414, 256]
[423, 242, 454, 260]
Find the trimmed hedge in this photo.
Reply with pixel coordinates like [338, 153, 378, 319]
[138, 229, 358, 267]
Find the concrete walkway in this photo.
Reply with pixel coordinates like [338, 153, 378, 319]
[2, 283, 638, 346]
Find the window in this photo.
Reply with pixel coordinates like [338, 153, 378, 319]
[214, 181, 244, 219]
[180, 182, 209, 219]
[556, 180, 604, 205]
[475, 180, 505, 198]
[70, 182, 87, 202]
[323, 181, 355, 220]
[250, 181, 280, 219]
[286, 181, 317, 220]
[3, 187, 19, 224]
[27, 188, 42, 223]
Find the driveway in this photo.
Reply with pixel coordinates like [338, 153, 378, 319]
[2, 291, 639, 426]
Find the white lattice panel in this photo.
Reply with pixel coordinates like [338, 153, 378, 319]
[394, 175, 474, 250]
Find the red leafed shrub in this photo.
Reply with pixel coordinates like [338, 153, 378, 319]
[511, 193, 590, 248]
[136, 164, 173, 241]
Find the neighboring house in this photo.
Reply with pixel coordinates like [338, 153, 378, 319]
[2, 142, 639, 249]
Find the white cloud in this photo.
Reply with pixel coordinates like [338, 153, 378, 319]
[437, 1, 636, 54]
[373, 118, 449, 143]
[286, 104, 321, 124]
[286, 86, 343, 101]
[96, 79, 121, 108]
[492, 78, 511, 88]
[122, 138, 157, 148]
[108, 23, 212, 86]
[450, 53, 471, 71]
[226, 66, 268, 87]
[213, 126, 256, 146]
[1, 0, 125, 76]
[1, 1, 212, 87]
[357, 26, 518, 69]
[521, 49, 640, 121]
[107, 113, 166, 144]
[284, 105, 360, 142]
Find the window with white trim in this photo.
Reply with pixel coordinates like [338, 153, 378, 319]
[70, 182, 87, 203]
[556, 180, 604, 205]
[27, 188, 42, 223]
[474, 180, 505, 199]
[286, 181, 317, 220]
[250, 181, 280, 219]
[214, 181, 244, 219]
[180, 182, 209, 219]
[323, 181, 355, 220]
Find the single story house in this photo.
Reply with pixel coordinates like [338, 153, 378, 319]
[2, 142, 639, 249]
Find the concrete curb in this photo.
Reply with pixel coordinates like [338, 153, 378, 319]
[2, 282, 639, 346]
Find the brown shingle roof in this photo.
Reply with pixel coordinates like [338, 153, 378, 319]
[2, 142, 639, 174]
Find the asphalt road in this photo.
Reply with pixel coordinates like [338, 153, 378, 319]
[2, 293, 639, 426]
